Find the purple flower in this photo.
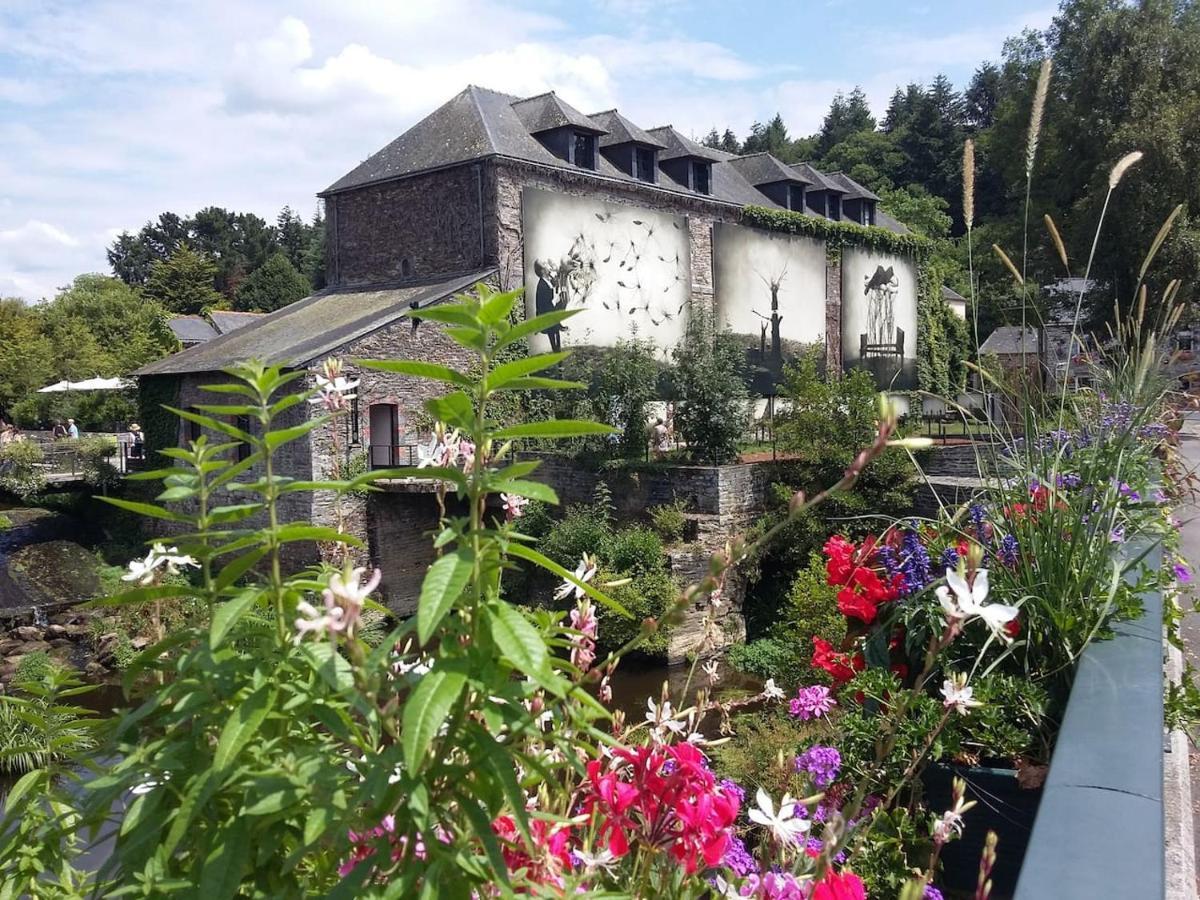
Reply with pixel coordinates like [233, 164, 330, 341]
[795, 745, 841, 788]
[1110, 526, 1126, 544]
[998, 534, 1019, 567]
[789, 685, 836, 721]
[722, 835, 756, 876]
[899, 526, 933, 594]
[1056, 472, 1082, 489]
[1117, 481, 1141, 503]
[1154, 489, 1169, 505]
[940, 546, 960, 571]
[719, 778, 746, 806]
[924, 887, 945, 900]
[1175, 563, 1191, 584]
[968, 504, 990, 546]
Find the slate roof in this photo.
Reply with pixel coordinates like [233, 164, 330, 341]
[645, 125, 725, 163]
[791, 163, 846, 193]
[827, 172, 881, 202]
[209, 310, 264, 335]
[979, 326, 1039, 356]
[726, 152, 811, 186]
[511, 92, 606, 135]
[942, 285, 967, 302]
[168, 316, 218, 344]
[588, 109, 665, 149]
[318, 85, 907, 233]
[138, 270, 495, 376]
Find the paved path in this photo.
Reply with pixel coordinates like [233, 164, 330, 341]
[1172, 414, 1200, 894]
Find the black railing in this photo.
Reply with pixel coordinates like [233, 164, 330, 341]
[368, 443, 418, 469]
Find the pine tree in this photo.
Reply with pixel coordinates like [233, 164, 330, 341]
[234, 252, 312, 313]
[143, 244, 224, 315]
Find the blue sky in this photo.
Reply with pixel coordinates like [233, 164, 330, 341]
[0, 0, 1055, 301]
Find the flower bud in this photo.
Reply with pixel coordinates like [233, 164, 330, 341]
[788, 490, 807, 516]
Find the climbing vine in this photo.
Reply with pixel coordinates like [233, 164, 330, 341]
[740, 205, 933, 259]
[137, 375, 181, 461]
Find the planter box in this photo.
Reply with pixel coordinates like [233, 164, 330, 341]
[923, 763, 1042, 898]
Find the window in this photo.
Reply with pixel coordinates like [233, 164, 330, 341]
[368, 403, 399, 468]
[349, 395, 361, 445]
[788, 185, 805, 211]
[572, 132, 596, 170]
[236, 415, 251, 462]
[186, 408, 201, 444]
[692, 161, 711, 195]
[635, 146, 656, 183]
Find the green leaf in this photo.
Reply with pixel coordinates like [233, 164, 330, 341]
[209, 588, 264, 648]
[506, 543, 629, 617]
[404, 305, 479, 328]
[493, 309, 580, 350]
[162, 769, 218, 857]
[492, 376, 586, 392]
[425, 392, 475, 430]
[490, 479, 558, 505]
[2, 769, 42, 812]
[402, 668, 467, 772]
[418, 550, 474, 643]
[243, 788, 305, 816]
[274, 523, 364, 547]
[86, 584, 198, 609]
[213, 685, 274, 772]
[478, 286, 521, 325]
[361, 360, 472, 387]
[493, 420, 616, 440]
[487, 602, 548, 677]
[304, 642, 355, 692]
[264, 417, 322, 450]
[487, 352, 569, 390]
[196, 815, 249, 899]
[97, 496, 188, 523]
[166, 405, 251, 442]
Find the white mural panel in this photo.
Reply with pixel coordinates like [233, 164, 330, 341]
[841, 248, 919, 390]
[522, 189, 691, 356]
[713, 223, 827, 394]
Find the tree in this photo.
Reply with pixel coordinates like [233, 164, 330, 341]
[143, 244, 224, 315]
[702, 128, 743, 154]
[235, 252, 312, 312]
[671, 308, 748, 465]
[964, 62, 1002, 129]
[107, 212, 190, 285]
[743, 114, 802, 161]
[816, 87, 876, 156]
[0, 298, 54, 416]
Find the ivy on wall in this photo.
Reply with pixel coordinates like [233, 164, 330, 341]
[138, 375, 181, 461]
[739, 206, 933, 259]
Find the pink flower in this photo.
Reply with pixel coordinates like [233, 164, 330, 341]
[570, 597, 598, 672]
[296, 566, 381, 639]
[501, 492, 528, 521]
[812, 870, 867, 900]
[789, 684, 837, 721]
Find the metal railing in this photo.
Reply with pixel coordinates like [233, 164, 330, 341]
[1013, 543, 1164, 898]
[368, 443, 418, 469]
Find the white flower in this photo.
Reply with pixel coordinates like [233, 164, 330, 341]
[554, 554, 597, 601]
[644, 696, 686, 741]
[309, 359, 359, 411]
[122, 544, 198, 586]
[940, 673, 981, 714]
[574, 847, 619, 876]
[130, 771, 170, 795]
[748, 787, 810, 845]
[416, 434, 440, 468]
[702, 659, 720, 686]
[762, 678, 786, 701]
[501, 493, 529, 521]
[936, 568, 1019, 642]
[295, 566, 381, 639]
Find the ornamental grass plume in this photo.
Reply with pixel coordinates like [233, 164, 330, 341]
[1025, 58, 1052, 178]
[962, 139, 975, 231]
[1108, 150, 1144, 190]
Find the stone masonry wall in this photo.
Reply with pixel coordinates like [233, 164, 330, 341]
[326, 164, 489, 288]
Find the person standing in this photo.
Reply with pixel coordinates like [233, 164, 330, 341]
[128, 423, 144, 460]
[650, 417, 669, 461]
[67, 418, 79, 439]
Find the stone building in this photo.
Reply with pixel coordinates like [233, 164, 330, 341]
[137, 84, 921, 619]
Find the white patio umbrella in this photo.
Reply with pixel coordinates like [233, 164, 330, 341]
[37, 376, 130, 393]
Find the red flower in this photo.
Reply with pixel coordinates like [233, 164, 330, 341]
[824, 535, 856, 585]
[577, 741, 740, 875]
[492, 815, 572, 887]
[812, 869, 868, 900]
[812, 636, 865, 685]
[1004, 617, 1021, 639]
[837, 587, 878, 623]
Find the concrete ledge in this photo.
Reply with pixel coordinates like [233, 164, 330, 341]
[1165, 638, 1198, 900]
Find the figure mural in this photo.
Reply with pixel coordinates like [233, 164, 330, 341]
[713, 223, 827, 395]
[842, 250, 918, 389]
[522, 189, 690, 355]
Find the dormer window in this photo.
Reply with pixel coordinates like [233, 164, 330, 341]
[692, 161, 711, 195]
[635, 147, 657, 183]
[572, 132, 596, 170]
[788, 185, 805, 212]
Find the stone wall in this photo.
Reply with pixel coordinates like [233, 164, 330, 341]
[326, 164, 490, 288]
[916, 443, 1000, 478]
[367, 491, 450, 615]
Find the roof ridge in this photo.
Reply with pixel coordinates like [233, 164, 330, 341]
[467, 85, 499, 154]
[513, 90, 556, 104]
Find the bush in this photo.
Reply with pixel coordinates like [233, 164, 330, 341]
[0, 440, 45, 500]
[609, 526, 665, 577]
[596, 567, 678, 658]
[671, 307, 749, 464]
[648, 500, 687, 544]
[710, 711, 833, 800]
[726, 638, 811, 688]
[12, 650, 53, 685]
[538, 502, 614, 569]
[73, 436, 120, 489]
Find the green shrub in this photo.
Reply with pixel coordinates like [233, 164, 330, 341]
[539, 503, 614, 569]
[596, 568, 677, 658]
[518, 500, 555, 539]
[727, 638, 811, 689]
[648, 500, 687, 544]
[710, 711, 833, 799]
[0, 440, 46, 500]
[671, 306, 749, 465]
[609, 526, 665, 578]
[0, 513, 11, 530]
[73, 436, 120, 489]
[13, 650, 53, 685]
